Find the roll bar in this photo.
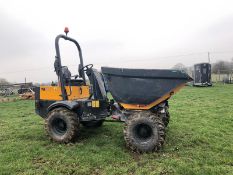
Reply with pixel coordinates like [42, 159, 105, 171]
[54, 34, 86, 100]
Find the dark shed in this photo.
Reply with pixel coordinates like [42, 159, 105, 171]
[193, 63, 212, 86]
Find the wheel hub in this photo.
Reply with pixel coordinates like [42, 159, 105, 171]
[135, 123, 153, 140]
[52, 118, 67, 135]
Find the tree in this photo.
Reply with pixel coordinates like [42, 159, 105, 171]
[172, 63, 188, 73]
[212, 61, 231, 74]
[0, 78, 9, 85]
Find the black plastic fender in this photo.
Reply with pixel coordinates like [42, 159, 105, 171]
[47, 101, 80, 112]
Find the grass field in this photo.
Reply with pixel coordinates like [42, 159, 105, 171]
[0, 84, 232, 175]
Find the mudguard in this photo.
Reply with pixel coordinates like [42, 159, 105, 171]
[47, 101, 80, 112]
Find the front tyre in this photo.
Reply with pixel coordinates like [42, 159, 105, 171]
[45, 108, 79, 143]
[124, 111, 165, 153]
[163, 106, 170, 127]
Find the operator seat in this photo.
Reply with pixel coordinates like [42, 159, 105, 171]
[62, 66, 84, 86]
[61, 66, 71, 83]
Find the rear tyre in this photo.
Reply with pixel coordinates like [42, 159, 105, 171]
[81, 120, 104, 128]
[124, 111, 165, 153]
[45, 108, 79, 143]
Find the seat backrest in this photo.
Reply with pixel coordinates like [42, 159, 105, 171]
[61, 66, 71, 82]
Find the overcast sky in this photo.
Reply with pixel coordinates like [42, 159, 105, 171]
[1, 0, 233, 83]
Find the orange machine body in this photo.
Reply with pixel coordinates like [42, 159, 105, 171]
[39, 85, 90, 101]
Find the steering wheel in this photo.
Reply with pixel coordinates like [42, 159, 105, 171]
[72, 74, 79, 79]
[80, 64, 93, 72]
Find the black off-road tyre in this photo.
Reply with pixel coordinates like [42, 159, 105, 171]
[124, 111, 165, 153]
[81, 120, 104, 128]
[45, 108, 79, 143]
[163, 106, 170, 127]
[159, 106, 170, 127]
